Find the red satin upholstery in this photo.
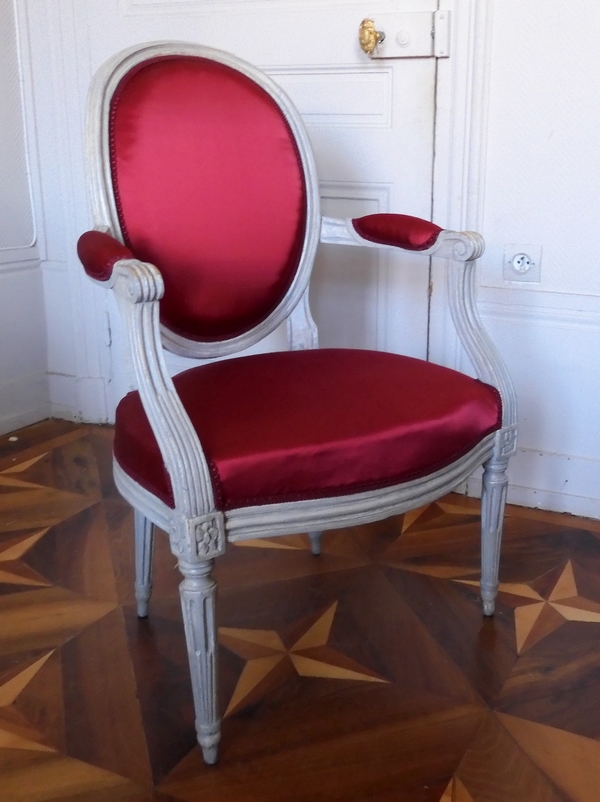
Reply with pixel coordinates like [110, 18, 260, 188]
[110, 56, 307, 342]
[114, 349, 502, 510]
[353, 214, 442, 251]
[77, 230, 134, 282]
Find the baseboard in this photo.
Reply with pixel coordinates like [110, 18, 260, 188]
[465, 447, 600, 519]
[0, 372, 50, 435]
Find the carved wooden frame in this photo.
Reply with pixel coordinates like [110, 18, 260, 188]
[83, 41, 517, 765]
[86, 40, 321, 360]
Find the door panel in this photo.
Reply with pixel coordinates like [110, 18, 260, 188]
[80, 0, 437, 386]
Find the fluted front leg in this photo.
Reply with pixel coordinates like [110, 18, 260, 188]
[308, 531, 323, 556]
[480, 453, 510, 616]
[134, 510, 155, 618]
[178, 558, 220, 765]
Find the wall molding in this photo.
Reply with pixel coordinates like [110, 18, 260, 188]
[266, 65, 393, 128]
[0, 257, 40, 276]
[479, 285, 600, 331]
[425, 2, 600, 520]
[480, 301, 600, 333]
[17, 0, 113, 425]
[0, 246, 39, 267]
[472, 286, 600, 517]
[466, 447, 600, 520]
[430, 0, 493, 370]
[319, 180, 391, 350]
[319, 179, 391, 206]
[120, 0, 399, 16]
[0, 0, 37, 253]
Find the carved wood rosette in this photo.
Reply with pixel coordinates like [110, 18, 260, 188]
[170, 512, 226, 562]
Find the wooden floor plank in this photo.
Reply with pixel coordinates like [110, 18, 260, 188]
[1, 421, 600, 801]
[62, 607, 152, 786]
[498, 713, 600, 802]
[456, 712, 569, 802]
[0, 424, 88, 473]
[23, 505, 119, 603]
[160, 706, 484, 802]
[0, 749, 148, 802]
[0, 587, 118, 656]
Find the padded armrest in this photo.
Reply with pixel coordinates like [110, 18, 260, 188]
[352, 214, 442, 251]
[77, 230, 134, 282]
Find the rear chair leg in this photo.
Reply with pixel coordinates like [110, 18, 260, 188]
[308, 531, 323, 556]
[134, 510, 155, 618]
[480, 451, 509, 616]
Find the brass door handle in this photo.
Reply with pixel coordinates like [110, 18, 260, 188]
[359, 18, 385, 55]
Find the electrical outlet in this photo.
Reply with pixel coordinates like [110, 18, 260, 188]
[503, 244, 542, 283]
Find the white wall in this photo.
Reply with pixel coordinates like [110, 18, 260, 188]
[472, 1, 600, 516]
[16, 0, 112, 424]
[0, 0, 48, 434]
[14, 0, 600, 517]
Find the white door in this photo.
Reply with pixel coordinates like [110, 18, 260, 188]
[77, 0, 440, 397]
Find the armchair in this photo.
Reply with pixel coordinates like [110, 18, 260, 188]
[77, 42, 516, 765]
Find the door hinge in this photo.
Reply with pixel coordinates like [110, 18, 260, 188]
[433, 11, 450, 58]
[360, 11, 450, 60]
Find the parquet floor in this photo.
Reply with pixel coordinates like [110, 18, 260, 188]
[2, 421, 600, 801]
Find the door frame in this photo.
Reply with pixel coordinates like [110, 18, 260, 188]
[430, 0, 493, 372]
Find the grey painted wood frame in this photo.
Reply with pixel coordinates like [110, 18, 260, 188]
[83, 41, 517, 765]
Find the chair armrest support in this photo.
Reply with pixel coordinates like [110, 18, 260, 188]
[446, 260, 517, 449]
[320, 215, 516, 444]
[110, 259, 222, 546]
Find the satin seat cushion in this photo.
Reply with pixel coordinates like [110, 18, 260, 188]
[114, 349, 502, 510]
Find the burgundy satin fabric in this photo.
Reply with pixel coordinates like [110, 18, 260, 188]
[109, 56, 307, 341]
[353, 214, 442, 250]
[77, 230, 134, 282]
[114, 349, 502, 510]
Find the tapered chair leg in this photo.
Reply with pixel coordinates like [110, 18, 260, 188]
[178, 558, 221, 765]
[480, 451, 510, 616]
[308, 530, 323, 556]
[134, 510, 155, 618]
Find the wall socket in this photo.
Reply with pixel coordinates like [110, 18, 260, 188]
[503, 244, 542, 282]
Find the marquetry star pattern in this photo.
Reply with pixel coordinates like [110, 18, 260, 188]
[8, 424, 600, 800]
[231, 501, 482, 570]
[233, 533, 312, 552]
[0, 446, 105, 592]
[0, 529, 51, 587]
[0, 455, 53, 560]
[494, 560, 600, 653]
[0, 445, 101, 543]
[397, 558, 600, 655]
[399, 500, 481, 534]
[0, 451, 49, 479]
[219, 601, 388, 716]
[0, 651, 55, 752]
[440, 776, 475, 802]
[0, 452, 51, 500]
